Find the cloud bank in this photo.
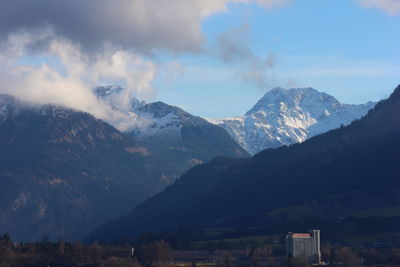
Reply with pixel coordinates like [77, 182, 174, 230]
[0, 0, 292, 53]
[358, 0, 400, 16]
[0, 30, 156, 131]
[0, 0, 292, 130]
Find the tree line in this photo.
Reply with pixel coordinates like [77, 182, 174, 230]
[2, 232, 400, 267]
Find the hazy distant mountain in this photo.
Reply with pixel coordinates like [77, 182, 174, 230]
[0, 92, 247, 241]
[208, 87, 375, 154]
[88, 84, 400, 242]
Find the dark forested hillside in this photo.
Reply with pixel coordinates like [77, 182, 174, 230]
[88, 85, 400, 242]
[0, 95, 248, 241]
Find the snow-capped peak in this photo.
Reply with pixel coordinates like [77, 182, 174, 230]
[208, 87, 376, 155]
[246, 87, 341, 115]
[93, 86, 206, 139]
[94, 85, 146, 111]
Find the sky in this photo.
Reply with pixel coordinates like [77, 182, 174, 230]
[0, 0, 399, 122]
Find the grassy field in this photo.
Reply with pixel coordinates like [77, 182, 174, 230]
[349, 206, 400, 218]
[192, 233, 285, 250]
[334, 232, 400, 246]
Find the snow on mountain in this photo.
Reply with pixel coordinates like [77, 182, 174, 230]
[207, 87, 376, 155]
[0, 94, 81, 123]
[94, 85, 123, 97]
[0, 87, 181, 138]
[94, 86, 207, 139]
[2, 86, 374, 157]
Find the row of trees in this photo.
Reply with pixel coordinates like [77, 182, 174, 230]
[0, 233, 178, 267]
[288, 246, 400, 267]
[321, 245, 400, 266]
[2, 232, 400, 267]
[0, 233, 143, 266]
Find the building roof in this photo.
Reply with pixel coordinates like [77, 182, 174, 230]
[292, 233, 311, 238]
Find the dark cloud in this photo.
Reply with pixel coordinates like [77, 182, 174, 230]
[0, 0, 206, 53]
[0, 0, 295, 54]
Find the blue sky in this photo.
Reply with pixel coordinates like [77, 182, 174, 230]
[154, 0, 400, 117]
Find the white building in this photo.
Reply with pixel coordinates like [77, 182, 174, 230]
[287, 230, 321, 264]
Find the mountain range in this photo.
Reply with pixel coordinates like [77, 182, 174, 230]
[0, 85, 382, 242]
[0, 93, 247, 241]
[87, 84, 400, 242]
[208, 87, 375, 154]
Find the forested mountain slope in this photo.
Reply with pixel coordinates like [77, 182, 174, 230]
[88, 85, 400, 242]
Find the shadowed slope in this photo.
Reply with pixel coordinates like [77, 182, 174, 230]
[88, 85, 400, 242]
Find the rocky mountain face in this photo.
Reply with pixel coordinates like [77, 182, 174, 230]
[0, 93, 248, 241]
[87, 84, 400, 242]
[208, 87, 375, 154]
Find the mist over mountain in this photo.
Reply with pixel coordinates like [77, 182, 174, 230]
[0, 93, 247, 241]
[87, 84, 400, 242]
[208, 87, 375, 154]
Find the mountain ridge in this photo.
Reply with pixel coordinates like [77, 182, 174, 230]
[208, 87, 375, 154]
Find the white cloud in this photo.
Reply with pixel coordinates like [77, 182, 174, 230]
[0, 31, 156, 131]
[358, 0, 400, 16]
